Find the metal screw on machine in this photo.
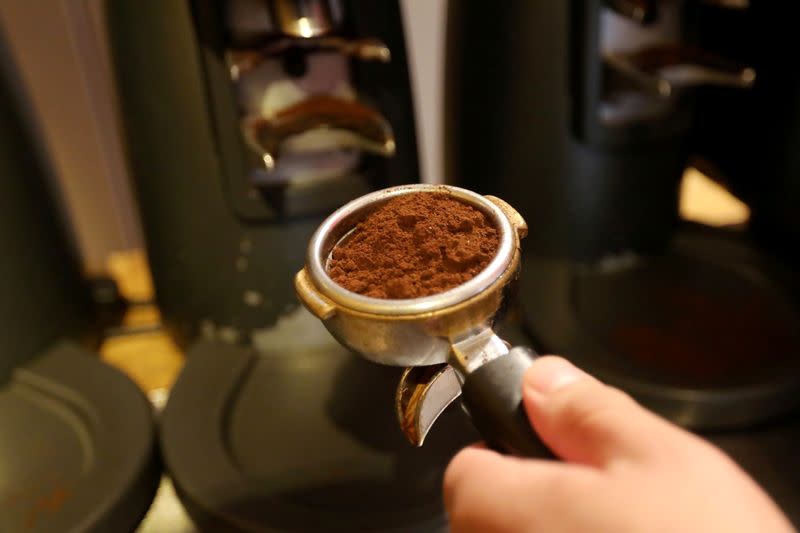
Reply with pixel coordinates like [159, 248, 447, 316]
[295, 184, 552, 457]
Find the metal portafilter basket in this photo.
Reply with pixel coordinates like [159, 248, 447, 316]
[295, 184, 550, 456]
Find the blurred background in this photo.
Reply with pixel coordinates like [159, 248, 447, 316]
[0, 0, 798, 531]
[0, 0, 446, 271]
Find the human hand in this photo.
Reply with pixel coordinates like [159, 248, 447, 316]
[444, 356, 793, 533]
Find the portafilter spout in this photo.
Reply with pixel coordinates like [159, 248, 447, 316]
[295, 184, 551, 456]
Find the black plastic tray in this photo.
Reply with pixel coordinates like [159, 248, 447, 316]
[0, 342, 161, 532]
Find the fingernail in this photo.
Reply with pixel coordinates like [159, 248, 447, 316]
[525, 357, 585, 395]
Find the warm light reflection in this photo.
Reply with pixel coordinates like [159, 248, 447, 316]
[679, 167, 750, 226]
[297, 17, 313, 38]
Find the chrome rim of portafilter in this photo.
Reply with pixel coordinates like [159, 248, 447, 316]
[305, 184, 516, 316]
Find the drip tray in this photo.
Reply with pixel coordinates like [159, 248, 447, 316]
[160, 309, 478, 532]
[519, 226, 800, 429]
[0, 342, 160, 532]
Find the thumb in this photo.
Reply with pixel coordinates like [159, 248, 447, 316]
[523, 356, 676, 469]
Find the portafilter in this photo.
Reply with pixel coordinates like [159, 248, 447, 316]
[295, 184, 550, 456]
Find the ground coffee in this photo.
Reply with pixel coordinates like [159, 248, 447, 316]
[328, 192, 499, 299]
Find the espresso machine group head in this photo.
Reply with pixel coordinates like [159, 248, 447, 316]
[107, 1, 479, 530]
[108, 0, 423, 344]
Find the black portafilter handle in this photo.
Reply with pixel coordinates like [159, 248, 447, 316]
[460, 347, 555, 457]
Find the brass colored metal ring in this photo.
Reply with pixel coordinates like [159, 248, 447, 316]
[305, 184, 517, 316]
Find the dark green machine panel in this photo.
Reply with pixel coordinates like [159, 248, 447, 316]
[0, 35, 93, 383]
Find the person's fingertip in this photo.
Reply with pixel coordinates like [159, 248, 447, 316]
[524, 356, 588, 396]
[444, 446, 502, 511]
[522, 357, 665, 467]
[445, 446, 500, 484]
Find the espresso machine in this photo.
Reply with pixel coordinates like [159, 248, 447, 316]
[107, 1, 476, 530]
[446, 0, 800, 523]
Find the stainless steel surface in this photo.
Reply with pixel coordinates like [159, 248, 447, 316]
[227, 38, 390, 80]
[396, 364, 462, 447]
[605, 45, 756, 98]
[270, 0, 341, 38]
[605, 52, 673, 97]
[598, 1, 682, 124]
[601, 1, 681, 55]
[450, 327, 510, 377]
[393, 327, 512, 446]
[241, 96, 396, 173]
[295, 184, 527, 367]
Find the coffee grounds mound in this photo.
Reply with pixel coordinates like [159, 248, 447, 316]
[328, 192, 499, 299]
